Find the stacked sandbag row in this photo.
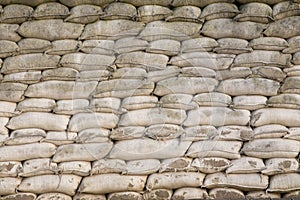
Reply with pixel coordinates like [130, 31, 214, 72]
[0, 0, 300, 199]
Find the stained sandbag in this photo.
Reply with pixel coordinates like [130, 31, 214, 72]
[268, 173, 300, 192]
[283, 36, 300, 53]
[5, 128, 46, 146]
[136, 5, 172, 23]
[122, 96, 157, 111]
[0, 83, 27, 102]
[172, 188, 209, 200]
[0, 0, 56, 7]
[101, 2, 136, 20]
[200, 3, 239, 21]
[17, 98, 55, 113]
[45, 131, 77, 145]
[0, 161, 22, 177]
[73, 194, 106, 200]
[283, 65, 300, 77]
[193, 92, 232, 107]
[237, 0, 285, 4]
[77, 70, 111, 82]
[143, 189, 173, 200]
[52, 142, 113, 162]
[76, 128, 109, 143]
[292, 52, 300, 65]
[0, 117, 9, 135]
[79, 174, 147, 194]
[109, 126, 145, 140]
[91, 159, 127, 174]
[3, 71, 42, 84]
[160, 94, 195, 110]
[127, 159, 160, 175]
[18, 175, 81, 196]
[65, 5, 102, 24]
[217, 78, 280, 96]
[180, 67, 216, 79]
[109, 138, 192, 160]
[262, 158, 299, 175]
[216, 67, 252, 80]
[249, 37, 288, 50]
[108, 192, 143, 200]
[216, 126, 253, 141]
[115, 38, 148, 55]
[192, 157, 231, 173]
[36, 193, 72, 200]
[284, 191, 300, 199]
[46, 39, 79, 55]
[285, 128, 300, 140]
[147, 66, 180, 82]
[0, 24, 21, 42]
[0, 4, 33, 23]
[80, 40, 114, 55]
[183, 126, 217, 141]
[0, 178, 21, 195]
[232, 95, 267, 110]
[42, 68, 79, 81]
[209, 188, 245, 199]
[273, 1, 300, 20]
[214, 38, 252, 54]
[0, 143, 56, 161]
[0, 40, 19, 58]
[159, 157, 192, 173]
[234, 2, 273, 23]
[252, 66, 286, 82]
[202, 19, 265, 39]
[1, 193, 37, 200]
[19, 158, 57, 177]
[0, 101, 16, 117]
[281, 77, 300, 94]
[59, 0, 114, 7]
[166, 6, 202, 22]
[252, 124, 288, 139]
[32, 2, 69, 20]
[242, 138, 300, 158]
[146, 124, 184, 140]
[246, 191, 281, 199]
[171, 0, 235, 7]
[264, 16, 300, 38]
[91, 97, 121, 113]
[58, 161, 91, 176]
[146, 39, 180, 56]
[226, 157, 265, 174]
[181, 37, 219, 52]
[54, 99, 89, 114]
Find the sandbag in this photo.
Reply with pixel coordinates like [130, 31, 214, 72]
[91, 159, 127, 174]
[115, 37, 148, 54]
[109, 126, 145, 140]
[112, 67, 146, 80]
[273, 1, 300, 20]
[242, 138, 300, 158]
[122, 96, 157, 111]
[91, 97, 121, 113]
[65, 5, 102, 24]
[172, 188, 209, 200]
[54, 99, 89, 115]
[80, 40, 114, 55]
[268, 173, 300, 192]
[79, 174, 147, 194]
[284, 191, 300, 199]
[127, 159, 160, 175]
[216, 67, 252, 80]
[101, 2, 136, 20]
[46, 131, 78, 145]
[183, 125, 217, 141]
[77, 70, 111, 82]
[19, 158, 57, 177]
[1, 193, 37, 200]
[5, 128, 46, 146]
[18, 175, 81, 196]
[292, 52, 300, 65]
[136, 5, 172, 23]
[252, 66, 286, 82]
[59, 0, 114, 7]
[193, 92, 232, 107]
[192, 157, 231, 173]
[0, 0, 56, 7]
[143, 189, 173, 200]
[180, 67, 216, 79]
[0, 178, 21, 195]
[0, 83, 27, 102]
[146, 124, 184, 140]
[181, 37, 219, 52]
[46, 39, 79, 55]
[108, 192, 143, 200]
[281, 77, 300, 94]
[252, 124, 288, 139]
[0, 117, 9, 135]
[232, 95, 267, 110]
[214, 38, 251, 54]
[17, 98, 55, 113]
[0, 40, 19, 58]
[109, 138, 192, 160]
[246, 191, 280, 199]
[249, 37, 288, 51]
[237, 0, 285, 4]
[42, 68, 79, 81]
[200, 3, 239, 21]
[166, 6, 202, 22]
[285, 127, 300, 140]
[216, 126, 253, 141]
[171, 0, 235, 7]
[0, 161, 22, 177]
[234, 2, 273, 23]
[159, 157, 193, 173]
[283, 36, 300, 53]
[264, 16, 300, 38]
[262, 158, 299, 175]
[0, 4, 33, 23]
[3, 71, 42, 84]
[0, 24, 21, 42]
[0, 101, 16, 117]
[160, 94, 195, 110]
[146, 39, 180, 56]
[32, 2, 70, 20]
[76, 128, 109, 143]
[36, 193, 72, 200]
[73, 194, 106, 200]
[209, 188, 245, 199]
[58, 161, 91, 176]
[226, 157, 265, 174]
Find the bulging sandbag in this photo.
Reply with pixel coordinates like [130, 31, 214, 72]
[0, 161, 22, 177]
[216, 126, 253, 141]
[42, 68, 78, 81]
[268, 173, 300, 192]
[146, 39, 180, 56]
[234, 2, 273, 23]
[232, 95, 267, 110]
[273, 1, 300, 20]
[252, 124, 288, 139]
[200, 3, 239, 21]
[91, 159, 127, 175]
[32, 2, 70, 20]
[0, 40, 19, 58]
[46, 39, 79, 55]
[0, 4, 33, 23]
[54, 99, 89, 115]
[249, 37, 288, 51]
[59, 0, 114, 7]
[0, 24, 21, 42]
[181, 37, 219, 52]
[19, 158, 57, 177]
[65, 5, 102, 24]
[264, 16, 300, 38]
[191, 157, 231, 173]
[143, 189, 173, 200]
[159, 157, 193, 173]
[251, 66, 286, 82]
[1, 193, 37, 200]
[58, 161, 91, 176]
[137, 5, 173, 23]
[0, 83, 27, 102]
[109, 126, 145, 140]
[36, 193, 72, 200]
[283, 36, 300, 53]
[107, 192, 143, 200]
[172, 188, 209, 200]
[171, 0, 235, 7]
[225, 156, 266, 174]
[166, 6, 202, 22]
[101, 2, 136, 20]
[209, 188, 245, 199]
[193, 92, 232, 107]
[0, 177, 21, 195]
[0, 101, 16, 117]
[127, 159, 160, 175]
[73, 194, 106, 200]
[3, 71, 42, 84]
[17, 98, 55, 113]
[246, 191, 280, 199]
[262, 158, 299, 175]
[214, 38, 251, 54]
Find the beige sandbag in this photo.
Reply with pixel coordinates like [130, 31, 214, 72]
[6, 128, 46, 146]
[234, 2, 273, 23]
[0, 24, 21, 42]
[10, 128, 46, 138]
[268, 173, 300, 192]
[214, 38, 251, 54]
[183, 126, 217, 141]
[109, 138, 192, 160]
[7, 112, 69, 131]
[284, 191, 300, 199]
[79, 174, 147, 194]
[80, 39, 114, 55]
[154, 77, 218, 96]
[249, 37, 288, 50]
[108, 192, 143, 200]
[146, 39, 180, 56]
[90, 97, 121, 113]
[136, 5, 172, 23]
[169, 52, 235, 70]
[109, 126, 145, 140]
[200, 3, 239, 21]
[202, 19, 265, 39]
[0, 117, 9, 135]
[119, 108, 186, 126]
[127, 159, 160, 175]
[204, 173, 268, 191]
[242, 138, 300, 158]
[45, 131, 77, 145]
[25, 81, 97, 100]
[122, 96, 157, 111]
[147, 172, 205, 190]
[216, 126, 253, 141]
[115, 38, 148, 55]
[193, 92, 232, 107]
[42, 67, 79, 81]
[0, 4, 33, 23]
[101, 2, 136, 20]
[33, 2, 69, 19]
[262, 158, 299, 175]
[0, 83, 27, 102]
[59, 0, 114, 7]
[171, 0, 234, 7]
[192, 157, 231, 173]
[46, 39, 79, 55]
[217, 78, 280, 96]
[145, 124, 184, 140]
[91, 159, 127, 175]
[186, 140, 242, 159]
[180, 67, 216, 78]
[65, 5, 102, 24]
[80, 20, 144, 40]
[166, 6, 201, 22]
[232, 95, 267, 110]
[285, 127, 300, 140]
[54, 99, 89, 115]
[251, 108, 300, 127]
[0, 40, 18, 58]
[252, 66, 286, 82]
[172, 188, 209, 200]
[237, 0, 284, 4]
[283, 65, 300, 77]
[216, 67, 252, 80]
[0, 0, 56, 7]
[77, 70, 111, 82]
[252, 124, 288, 139]
[264, 16, 300, 38]
[3, 71, 42, 84]
[73, 194, 106, 200]
[36, 193, 72, 200]
[18, 175, 81, 196]
[246, 191, 281, 199]
[17, 98, 55, 113]
[226, 157, 265, 174]
[0, 161, 22, 177]
[273, 1, 300, 20]
[0, 143, 56, 161]
[147, 66, 180, 82]
[0, 101, 16, 117]
[283, 36, 300, 53]
[160, 94, 195, 110]
[183, 107, 250, 127]
[58, 161, 91, 176]
[293, 52, 300, 65]
[209, 188, 245, 199]
[119, 0, 172, 6]
[181, 37, 219, 52]
[281, 77, 300, 94]
[143, 189, 173, 200]
[159, 157, 192, 173]
[1, 193, 37, 200]
[76, 128, 109, 143]
[0, 178, 21, 195]
[19, 158, 57, 177]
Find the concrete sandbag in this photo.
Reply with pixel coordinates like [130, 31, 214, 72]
[264, 16, 300, 38]
[192, 157, 231, 173]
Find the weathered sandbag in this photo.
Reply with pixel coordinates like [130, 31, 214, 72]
[32, 2, 69, 19]
[0, 83, 27, 102]
[180, 67, 216, 78]
[137, 5, 172, 23]
[242, 138, 300, 158]
[122, 96, 157, 111]
[73, 194, 106, 200]
[172, 188, 209, 200]
[77, 70, 110, 82]
[217, 78, 280, 96]
[192, 157, 231, 173]
[0, 4, 33, 23]
[53, 142, 113, 162]
[18, 175, 81, 196]
[170, 52, 235, 70]
[109, 138, 192, 160]
[145, 124, 184, 140]
[115, 37, 148, 54]
[46, 39, 79, 55]
[147, 66, 180, 83]
[0, 101, 16, 117]
[109, 126, 145, 140]
[1, 193, 37, 200]
[1, 53, 60, 74]
[273, 1, 300, 20]
[183, 126, 217, 141]
[3, 71, 41, 84]
[166, 6, 201, 22]
[214, 38, 251, 54]
[0, 0, 56, 7]
[171, 0, 235, 7]
[264, 16, 300, 38]
[59, 0, 114, 7]
[0, 161, 22, 177]
[181, 37, 219, 52]
[108, 192, 143, 200]
[17, 98, 55, 113]
[292, 52, 300, 65]
[284, 65, 300, 77]
[154, 77, 218, 96]
[160, 94, 194, 110]
[36, 193, 72, 200]
[200, 3, 239, 21]
[0, 117, 9, 135]
[45, 131, 77, 145]
[249, 37, 288, 51]
[252, 124, 288, 139]
[146, 39, 180, 56]
[204, 173, 268, 191]
[58, 161, 91, 176]
[232, 95, 267, 110]
[284, 191, 300, 199]
[216, 67, 252, 80]
[285, 127, 300, 140]
[19, 158, 57, 177]
[91, 159, 127, 174]
[0, 40, 18, 58]
[143, 189, 173, 200]
[120, 0, 172, 6]
[80, 40, 114, 55]
[138, 21, 201, 41]
[281, 77, 300, 94]
[127, 159, 160, 175]
[251, 108, 300, 127]
[283, 36, 300, 53]
[252, 66, 286, 82]
[234, 2, 273, 23]
[146, 172, 205, 190]
[246, 191, 281, 199]
[216, 126, 253, 141]
[6, 128, 46, 146]
[7, 112, 69, 131]
[237, 0, 285, 4]
[0, 24, 21, 42]
[0, 143, 56, 161]
[0, 178, 21, 195]
[79, 174, 147, 194]
[65, 5, 102, 24]
[193, 92, 232, 107]
[202, 19, 265, 39]
[186, 140, 243, 159]
[80, 20, 144, 40]
[159, 157, 192, 173]
[209, 188, 245, 199]
[119, 108, 186, 126]
[76, 128, 109, 143]
[226, 157, 265, 174]
[42, 68, 79, 81]
[268, 173, 300, 192]
[54, 99, 89, 114]
[25, 81, 97, 100]
[183, 107, 250, 127]
[90, 97, 121, 113]
[101, 2, 136, 20]
[115, 52, 168, 70]
[262, 158, 299, 175]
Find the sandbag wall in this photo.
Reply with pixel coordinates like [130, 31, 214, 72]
[0, 0, 300, 199]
